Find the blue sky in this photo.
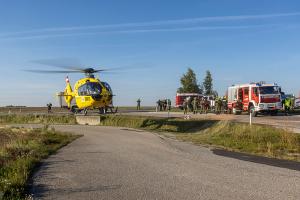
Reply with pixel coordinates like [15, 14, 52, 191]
[0, 0, 300, 106]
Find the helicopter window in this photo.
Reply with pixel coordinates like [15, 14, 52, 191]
[101, 82, 112, 93]
[78, 84, 87, 96]
[78, 82, 102, 96]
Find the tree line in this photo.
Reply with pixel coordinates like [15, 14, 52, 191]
[177, 68, 218, 96]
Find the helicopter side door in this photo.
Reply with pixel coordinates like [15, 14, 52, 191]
[76, 83, 93, 108]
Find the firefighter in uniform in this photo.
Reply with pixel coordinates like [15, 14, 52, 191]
[183, 99, 188, 115]
[222, 96, 228, 114]
[199, 97, 204, 114]
[216, 97, 222, 114]
[192, 97, 198, 114]
[284, 97, 292, 115]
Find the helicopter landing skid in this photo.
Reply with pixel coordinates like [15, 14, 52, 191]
[98, 106, 118, 114]
[71, 106, 118, 116]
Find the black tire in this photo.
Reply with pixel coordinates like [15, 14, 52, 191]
[270, 110, 278, 116]
[83, 108, 88, 116]
[71, 106, 78, 114]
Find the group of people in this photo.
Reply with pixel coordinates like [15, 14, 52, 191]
[214, 96, 228, 114]
[182, 96, 210, 115]
[182, 96, 228, 115]
[156, 99, 172, 112]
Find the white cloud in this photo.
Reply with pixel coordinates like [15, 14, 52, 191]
[0, 12, 298, 41]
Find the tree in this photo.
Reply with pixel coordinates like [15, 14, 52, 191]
[177, 68, 201, 93]
[203, 70, 213, 95]
[211, 90, 218, 97]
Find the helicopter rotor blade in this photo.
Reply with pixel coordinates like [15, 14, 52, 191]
[23, 69, 82, 74]
[93, 65, 149, 72]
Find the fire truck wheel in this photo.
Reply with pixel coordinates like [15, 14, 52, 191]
[249, 106, 257, 117]
[270, 110, 278, 116]
[233, 108, 241, 115]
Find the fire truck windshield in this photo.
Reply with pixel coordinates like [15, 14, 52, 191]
[259, 86, 280, 95]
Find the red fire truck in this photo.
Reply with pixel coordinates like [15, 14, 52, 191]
[227, 82, 282, 116]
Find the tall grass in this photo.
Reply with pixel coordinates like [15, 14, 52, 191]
[176, 121, 300, 161]
[0, 126, 80, 199]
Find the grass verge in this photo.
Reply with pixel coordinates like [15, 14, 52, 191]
[101, 115, 218, 132]
[0, 126, 80, 199]
[0, 114, 76, 125]
[101, 115, 300, 161]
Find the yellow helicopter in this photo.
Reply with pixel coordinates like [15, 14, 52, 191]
[27, 67, 115, 115]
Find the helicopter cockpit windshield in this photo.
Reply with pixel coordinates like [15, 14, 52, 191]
[101, 82, 113, 94]
[78, 82, 102, 96]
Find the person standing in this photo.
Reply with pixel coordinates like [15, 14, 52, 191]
[217, 97, 222, 114]
[156, 100, 160, 112]
[192, 97, 198, 114]
[183, 99, 188, 115]
[199, 97, 204, 114]
[137, 98, 141, 110]
[47, 103, 52, 113]
[186, 96, 193, 112]
[284, 97, 292, 115]
[167, 99, 171, 111]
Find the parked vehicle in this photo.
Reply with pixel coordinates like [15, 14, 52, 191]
[227, 82, 282, 116]
[294, 97, 300, 108]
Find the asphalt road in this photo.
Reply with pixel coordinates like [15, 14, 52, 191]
[29, 125, 300, 200]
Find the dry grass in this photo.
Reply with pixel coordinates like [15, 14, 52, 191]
[0, 126, 80, 199]
[176, 121, 300, 161]
[0, 114, 76, 125]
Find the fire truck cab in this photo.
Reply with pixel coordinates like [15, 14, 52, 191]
[227, 82, 282, 116]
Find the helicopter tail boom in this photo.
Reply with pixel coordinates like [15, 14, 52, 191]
[64, 76, 74, 108]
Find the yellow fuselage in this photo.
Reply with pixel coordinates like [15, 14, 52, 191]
[64, 77, 112, 110]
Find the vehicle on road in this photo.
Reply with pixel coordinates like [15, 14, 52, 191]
[227, 82, 282, 116]
[295, 97, 300, 108]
